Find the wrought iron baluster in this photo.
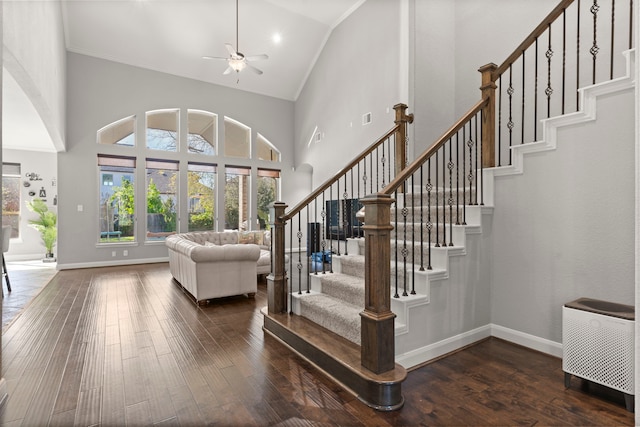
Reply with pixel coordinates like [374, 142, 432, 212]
[362, 158, 367, 197]
[297, 214, 302, 295]
[394, 190, 399, 298]
[370, 152, 374, 194]
[314, 198, 319, 276]
[447, 140, 454, 246]
[535, 38, 539, 140]
[577, 0, 581, 109]
[478, 113, 484, 206]
[546, 23, 554, 119]
[610, 0, 615, 79]
[376, 147, 380, 192]
[498, 76, 503, 166]
[419, 165, 424, 272]
[467, 130, 475, 206]
[335, 179, 341, 256]
[321, 192, 327, 274]
[306, 206, 310, 293]
[562, 9, 567, 115]
[441, 147, 448, 247]
[507, 64, 514, 151]
[591, 0, 600, 84]
[350, 169, 354, 239]
[435, 151, 440, 247]
[521, 50, 526, 145]
[381, 149, 386, 189]
[329, 186, 334, 267]
[455, 133, 460, 226]
[402, 190, 408, 297]
[387, 136, 392, 184]
[462, 124, 467, 225]
[629, 0, 633, 49]
[343, 174, 349, 255]
[426, 160, 433, 270]
[410, 174, 416, 295]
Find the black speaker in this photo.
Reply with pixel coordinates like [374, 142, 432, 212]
[307, 222, 320, 254]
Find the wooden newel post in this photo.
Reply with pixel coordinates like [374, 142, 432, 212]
[393, 103, 414, 175]
[360, 193, 396, 374]
[478, 63, 497, 168]
[267, 202, 288, 314]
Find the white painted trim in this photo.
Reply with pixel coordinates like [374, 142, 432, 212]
[491, 324, 563, 358]
[57, 257, 169, 271]
[395, 324, 491, 369]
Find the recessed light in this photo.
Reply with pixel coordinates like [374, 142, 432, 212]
[272, 33, 282, 44]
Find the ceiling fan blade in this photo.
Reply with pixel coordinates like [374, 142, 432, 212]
[245, 54, 269, 62]
[225, 43, 238, 57]
[245, 63, 263, 75]
[202, 55, 228, 60]
[223, 66, 234, 75]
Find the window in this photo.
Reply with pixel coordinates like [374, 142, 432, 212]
[188, 163, 216, 232]
[224, 117, 250, 158]
[224, 166, 250, 230]
[2, 163, 21, 238]
[188, 110, 217, 155]
[146, 109, 179, 152]
[146, 159, 178, 240]
[97, 116, 136, 147]
[98, 155, 136, 243]
[257, 168, 280, 230]
[256, 134, 280, 162]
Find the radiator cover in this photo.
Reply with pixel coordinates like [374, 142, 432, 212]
[563, 305, 634, 395]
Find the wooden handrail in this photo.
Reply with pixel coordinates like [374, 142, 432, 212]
[382, 98, 489, 195]
[494, 0, 575, 78]
[282, 125, 399, 222]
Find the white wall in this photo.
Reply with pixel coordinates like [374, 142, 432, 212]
[2, 149, 57, 260]
[3, 1, 66, 151]
[490, 88, 635, 343]
[59, 53, 297, 268]
[294, 0, 403, 188]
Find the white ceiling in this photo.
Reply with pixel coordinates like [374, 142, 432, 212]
[3, 0, 363, 153]
[61, 0, 364, 101]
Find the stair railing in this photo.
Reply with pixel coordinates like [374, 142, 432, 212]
[267, 104, 413, 316]
[482, 0, 635, 167]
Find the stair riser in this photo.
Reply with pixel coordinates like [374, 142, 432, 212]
[397, 188, 478, 207]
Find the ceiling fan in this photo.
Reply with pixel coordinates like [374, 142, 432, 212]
[202, 0, 268, 81]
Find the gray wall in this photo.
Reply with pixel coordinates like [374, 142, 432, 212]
[490, 88, 635, 343]
[3, 1, 66, 150]
[294, 0, 403, 188]
[60, 53, 296, 268]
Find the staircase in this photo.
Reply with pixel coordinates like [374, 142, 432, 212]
[263, 0, 635, 412]
[290, 189, 492, 368]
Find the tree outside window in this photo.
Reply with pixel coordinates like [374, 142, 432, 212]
[188, 163, 216, 231]
[2, 163, 21, 238]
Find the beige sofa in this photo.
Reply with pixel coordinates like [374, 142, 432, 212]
[165, 230, 272, 304]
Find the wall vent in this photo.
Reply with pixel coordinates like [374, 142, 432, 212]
[362, 112, 372, 125]
[315, 132, 322, 143]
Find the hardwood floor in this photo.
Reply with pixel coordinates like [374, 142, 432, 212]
[0, 263, 633, 426]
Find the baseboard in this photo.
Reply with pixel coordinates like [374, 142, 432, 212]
[395, 324, 491, 369]
[0, 378, 8, 410]
[57, 257, 169, 270]
[491, 323, 563, 358]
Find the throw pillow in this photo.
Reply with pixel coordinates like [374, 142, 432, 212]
[253, 231, 264, 246]
[239, 231, 254, 244]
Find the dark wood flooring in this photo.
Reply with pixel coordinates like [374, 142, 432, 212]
[0, 263, 633, 426]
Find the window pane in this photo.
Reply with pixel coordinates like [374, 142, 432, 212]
[224, 166, 250, 230]
[257, 134, 280, 161]
[2, 163, 21, 238]
[98, 156, 136, 243]
[97, 116, 136, 146]
[224, 117, 250, 158]
[257, 169, 279, 230]
[188, 163, 216, 232]
[147, 110, 178, 152]
[146, 159, 178, 240]
[188, 110, 217, 155]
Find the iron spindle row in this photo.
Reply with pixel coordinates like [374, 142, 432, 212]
[494, 0, 633, 167]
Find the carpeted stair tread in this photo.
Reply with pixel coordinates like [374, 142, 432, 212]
[298, 293, 361, 345]
[318, 273, 364, 307]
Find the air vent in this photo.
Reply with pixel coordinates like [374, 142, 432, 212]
[362, 112, 372, 125]
[315, 132, 322, 143]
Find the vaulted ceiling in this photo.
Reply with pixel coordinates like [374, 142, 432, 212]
[4, 0, 363, 152]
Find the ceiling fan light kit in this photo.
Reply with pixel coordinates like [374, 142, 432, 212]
[202, 0, 268, 82]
